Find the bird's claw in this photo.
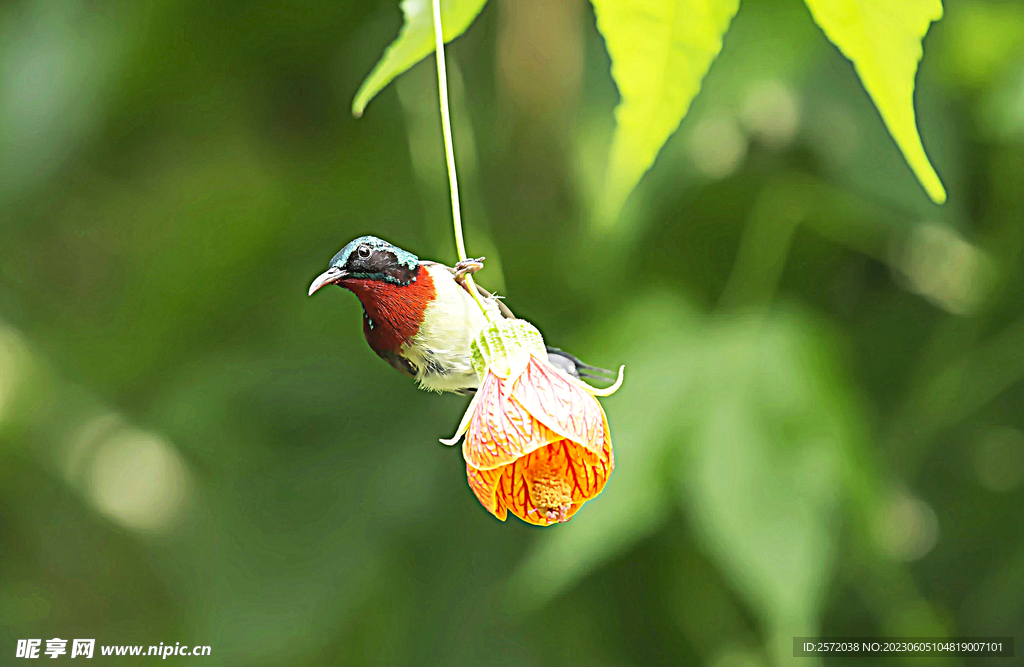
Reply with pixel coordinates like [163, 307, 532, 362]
[453, 257, 485, 284]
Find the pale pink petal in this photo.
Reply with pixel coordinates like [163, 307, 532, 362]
[510, 355, 609, 457]
[462, 370, 563, 471]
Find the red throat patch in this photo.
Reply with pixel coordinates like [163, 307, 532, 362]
[343, 267, 436, 354]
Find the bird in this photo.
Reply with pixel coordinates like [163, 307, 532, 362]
[307, 235, 611, 394]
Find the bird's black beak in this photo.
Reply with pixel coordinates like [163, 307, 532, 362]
[308, 267, 348, 296]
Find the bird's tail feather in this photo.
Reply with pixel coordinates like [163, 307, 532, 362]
[545, 346, 616, 382]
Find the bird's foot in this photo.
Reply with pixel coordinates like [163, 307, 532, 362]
[453, 257, 485, 284]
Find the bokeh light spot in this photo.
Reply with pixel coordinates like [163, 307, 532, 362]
[873, 491, 940, 562]
[87, 429, 190, 533]
[740, 80, 801, 149]
[688, 114, 748, 179]
[896, 223, 993, 315]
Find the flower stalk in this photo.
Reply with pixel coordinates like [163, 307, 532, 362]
[429, 1, 623, 526]
[430, 0, 493, 320]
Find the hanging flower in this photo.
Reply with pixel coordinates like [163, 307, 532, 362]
[442, 319, 623, 525]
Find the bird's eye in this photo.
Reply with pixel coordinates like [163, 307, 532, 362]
[357, 245, 371, 258]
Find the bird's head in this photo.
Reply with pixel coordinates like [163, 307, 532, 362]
[309, 236, 435, 356]
[308, 235, 421, 296]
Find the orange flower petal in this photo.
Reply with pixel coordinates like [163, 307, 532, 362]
[466, 464, 507, 521]
[510, 356, 610, 457]
[462, 370, 563, 470]
[467, 439, 614, 526]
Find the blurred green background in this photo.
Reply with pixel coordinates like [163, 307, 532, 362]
[1, 0, 1022, 665]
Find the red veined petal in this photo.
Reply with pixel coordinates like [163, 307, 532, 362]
[466, 464, 507, 521]
[462, 369, 563, 470]
[510, 356, 610, 456]
[476, 439, 614, 526]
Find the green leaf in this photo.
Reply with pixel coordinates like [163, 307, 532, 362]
[591, 0, 740, 222]
[678, 310, 862, 664]
[803, 0, 946, 203]
[352, 0, 489, 117]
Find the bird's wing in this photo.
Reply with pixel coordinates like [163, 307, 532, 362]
[376, 349, 417, 378]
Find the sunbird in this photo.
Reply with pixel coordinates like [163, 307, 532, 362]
[308, 236, 608, 394]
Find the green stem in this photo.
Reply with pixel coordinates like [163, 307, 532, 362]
[430, 0, 493, 320]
